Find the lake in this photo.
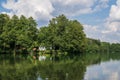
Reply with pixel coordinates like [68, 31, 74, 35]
[0, 53, 120, 80]
[84, 60, 120, 80]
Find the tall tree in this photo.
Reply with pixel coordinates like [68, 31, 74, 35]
[1, 15, 19, 53]
[0, 14, 10, 34]
[0, 14, 38, 54]
[0, 14, 10, 53]
[38, 15, 86, 56]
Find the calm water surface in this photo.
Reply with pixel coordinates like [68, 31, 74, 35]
[36, 53, 120, 80]
[1, 53, 120, 80]
[84, 60, 120, 80]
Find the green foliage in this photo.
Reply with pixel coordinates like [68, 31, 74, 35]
[38, 14, 86, 56]
[0, 13, 120, 57]
[0, 14, 38, 54]
[86, 38, 120, 54]
[110, 43, 120, 53]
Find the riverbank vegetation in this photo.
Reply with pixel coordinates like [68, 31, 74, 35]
[0, 13, 120, 58]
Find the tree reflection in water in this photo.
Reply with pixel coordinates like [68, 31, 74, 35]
[0, 55, 86, 80]
[36, 61, 86, 80]
[1, 53, 120, 80]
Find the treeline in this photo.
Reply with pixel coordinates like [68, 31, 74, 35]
[86, 38, 120, 53]
[0, 14, 120, 56]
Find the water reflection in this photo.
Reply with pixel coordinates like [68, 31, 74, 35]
[36, 61, 86, 80]
[1, 53, 120, 80]
[84, 60, 120, 80]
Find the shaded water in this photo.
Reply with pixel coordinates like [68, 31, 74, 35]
[0, 53, 120, 80]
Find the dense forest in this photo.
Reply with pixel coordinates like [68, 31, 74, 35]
[0, 13, 120, 57]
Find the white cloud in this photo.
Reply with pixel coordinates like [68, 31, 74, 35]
[1, 0, 109, 21]
[3, 0, 119, 42]
[104, 21, 120, 33]
[86, 0, 120, 43]
[52, 0, 109, 16]
[93, 0, 109, 12]
[84, 24, 104, 40]
[103, 1, 120, 43]
[84, 21, 120, 43]
[52, 0, 95, 7]
[107, 0, 120, 23]
[2, 0, 54, 21]
[109, 3, 120, 21]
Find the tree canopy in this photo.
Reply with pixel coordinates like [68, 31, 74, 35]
[0, 13, 120, 56]
[38, 15, 86, 55]
[0, 14, 38, 54]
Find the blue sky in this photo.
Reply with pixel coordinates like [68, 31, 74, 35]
[0, 0, 120, 43]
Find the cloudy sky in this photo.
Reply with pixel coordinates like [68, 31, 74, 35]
[0, 0, 120, 43]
